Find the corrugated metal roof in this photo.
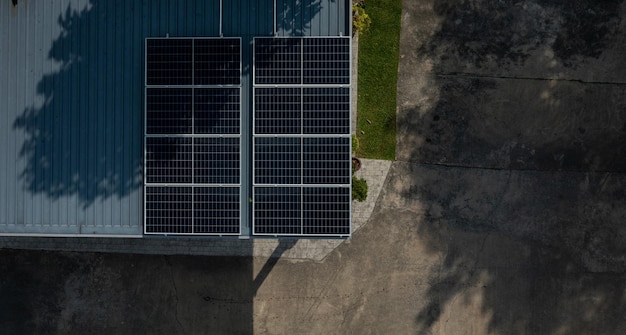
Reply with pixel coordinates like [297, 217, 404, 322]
[276, 0, 349, 36]
[0, 0, 349, 236]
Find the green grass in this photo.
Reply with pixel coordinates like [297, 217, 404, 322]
[355, 0, 402, 160]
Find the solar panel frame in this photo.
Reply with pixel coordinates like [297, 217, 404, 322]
[145, 37, 242, 236]
[146, 39, 193, 86]
[194, 88, 241, 135]
[303, 38, 351, 85]
[254, 38, 302, 85]
[193, 187, 241, 234]
[145, 186, 193, 234]
[302, 87, 350, 134]
[253, 186, 302, 235]
[253, 36, 352, 87]
[302, 187, 351, 235]
[254, 87, 302, 135]
[145, 87, 193, 135]
[194, 38, 241, 86]
[252, 36, 352, 238]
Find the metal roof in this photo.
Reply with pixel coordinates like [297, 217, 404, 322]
[0, 0, 350, 237]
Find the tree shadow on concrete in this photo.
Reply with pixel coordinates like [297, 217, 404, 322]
[420, 0, 623, 69]
[0, 240, 303, 334]
[0, 249, 255, 334]
[394, 0, 626, 333]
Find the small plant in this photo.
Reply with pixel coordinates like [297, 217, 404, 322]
[352, 176, 368, 202]
[352, 3, 372, 35]
[352, 134, 359, 153]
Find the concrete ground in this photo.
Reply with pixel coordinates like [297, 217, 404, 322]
[2, 0, 626, 334]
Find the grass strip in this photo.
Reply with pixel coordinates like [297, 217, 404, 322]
[355, 0, 402, 160]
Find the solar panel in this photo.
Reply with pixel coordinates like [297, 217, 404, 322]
[254, 38, 301, 84]
[254, 88, 301, 134]
[194, 137, 240, 184]
[253, 186, 350, 235]
[194, 39, 241, 85]
[194, 187, 240, 234]
[194, 88, 240, 134]
[145, 137, 192, 184]
[145, 38, 241, 235]
[146, 88, 193, 134]
[145, 186, 193, 234]
[303, 187, 350, 235]
[253, 187, 301, 235]
[254, 137, 301, 184]
[303, 137, 351, 184]
[303, 38, 350, 85]
[303, 87, 350, 134]
[146, 39, 193, 86]
[145, 186, 241, 234]
[252, 37, 352, 237]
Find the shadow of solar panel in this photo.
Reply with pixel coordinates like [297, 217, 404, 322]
[194, 137, 240, 184]
[303, 137, 351, 184]
[145, 186, 193, 234]
[194, 187, 240, 234]
[254, 187, 301, 234]
[146, 137, 192, 184]
[255, 38, 301, 84]
[303, 187, 350, 235]
[194, 38, 241, 85]
[146, 88, 192, 134]
[254, 137, 301, 184]
[303, 87, 350, 134]
[146, 39, 193, 86]
[303, 38, 350, 85]
[194, 88, 240, 134]
[254, 87, 301, 134]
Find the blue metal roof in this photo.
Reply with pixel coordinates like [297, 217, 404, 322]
[0, 0, 349, 236]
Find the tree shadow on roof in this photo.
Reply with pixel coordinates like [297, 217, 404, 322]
[277, 0, 345, 36]
[12, 2, 143, 207]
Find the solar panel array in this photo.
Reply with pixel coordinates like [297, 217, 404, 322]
[253, 37, 352, 237]
[145, 38, 241, 235]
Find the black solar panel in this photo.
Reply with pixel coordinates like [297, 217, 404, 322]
[194, 38, 241, 85]
[303, 187, 350, 235]
[303, 138, 351, 184]
[145, 38, 242, 235]
[194, 137, 240, 184]
[146, 39, 193, 86]
[194, 88, 240, 134]
[254, 88, 301, 134]
[254, 187, 301, 235]
[194, 187, 240, 234]
[303, 38, 350, 85]
[254, 38, 301, 84]
[145, 137, 192, 184]
[145, 186, 193, 234]
[253, 186, 350, 236]
[252, 37, 352, 237]
[254, 137, 301, 184]
[146, 88, 192, 134]
[145, 186, 240, 234]
[303, 87, 350, 134]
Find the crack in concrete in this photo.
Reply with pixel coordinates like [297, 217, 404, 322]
[395, 160, 626, 176]
[433, 71, 626, 86]
[296, 266, 342, 333]
[165, 257, 185, 335]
